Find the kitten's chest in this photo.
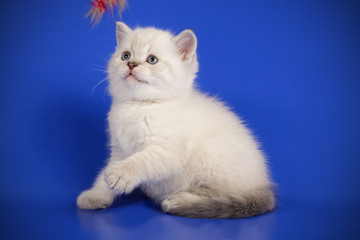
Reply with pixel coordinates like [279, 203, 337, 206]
[108, 105, 153, 154]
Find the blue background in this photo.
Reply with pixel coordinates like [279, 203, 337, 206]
[1, 0, 359, 239]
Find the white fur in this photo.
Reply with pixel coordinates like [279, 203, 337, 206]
[77, 23, 273, 211]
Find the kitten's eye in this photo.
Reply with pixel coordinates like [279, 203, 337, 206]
[147, 55, 158, 65]
[121, 51, 131, 61]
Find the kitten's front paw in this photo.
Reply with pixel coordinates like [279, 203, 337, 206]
[77, 188, 114, 209]
[104, 162, 139, 194]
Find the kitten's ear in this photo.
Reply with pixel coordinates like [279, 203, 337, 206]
[116, 22, 132, 46]
[174, 29, 197, 61]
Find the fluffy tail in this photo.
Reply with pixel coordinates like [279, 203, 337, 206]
[161, 188, 275, 219]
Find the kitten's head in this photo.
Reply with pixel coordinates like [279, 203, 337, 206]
[108, 22, 198, 102]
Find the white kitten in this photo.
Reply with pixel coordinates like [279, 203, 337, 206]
[77, 22, 275, 218]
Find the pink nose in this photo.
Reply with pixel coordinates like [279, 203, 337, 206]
[128, 62, 139, 70]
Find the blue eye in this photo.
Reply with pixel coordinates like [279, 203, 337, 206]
[147, 55, 158, 65]
[121, 51, 131, 61]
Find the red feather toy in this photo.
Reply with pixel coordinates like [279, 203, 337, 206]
[86, 0, 127, 25]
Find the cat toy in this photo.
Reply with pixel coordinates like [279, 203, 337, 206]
[86, 0, 127, 25]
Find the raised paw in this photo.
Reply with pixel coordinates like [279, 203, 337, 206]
[104, 162, 140, 194]
[77, 188, 114, 209]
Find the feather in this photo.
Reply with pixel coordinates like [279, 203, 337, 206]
[86, 0, 127, 25]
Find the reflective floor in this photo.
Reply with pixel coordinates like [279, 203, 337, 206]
[1, 190, 359, 240]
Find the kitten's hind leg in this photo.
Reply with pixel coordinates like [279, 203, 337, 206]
[161, 191, 228, 218]
[161, 192, 202, 215]
[77, 169, 116, 210]
[161, 188, 275, 219]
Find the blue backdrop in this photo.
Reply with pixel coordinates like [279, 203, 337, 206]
[1, 0, 359, 239]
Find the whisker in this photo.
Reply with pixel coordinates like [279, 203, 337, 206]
[88, 63, 108, 70]
[103, 83, 110, 103]
[90, 49, 109, 62]
[104, 20, 116, 29]
[91, 76, 109, 96]
[90, 68, 108, 73]
[103, 37, 117, 41]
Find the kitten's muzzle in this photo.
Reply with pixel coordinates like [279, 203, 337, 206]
[127, 62, 139, 70]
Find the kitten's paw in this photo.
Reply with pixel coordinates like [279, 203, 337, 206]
[104, 162, 139, 194]
[161, 199, 172, 212]
[161, 195, 184, 212]
[77, 188, 114, 209]
[161, 192, 199, 212]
